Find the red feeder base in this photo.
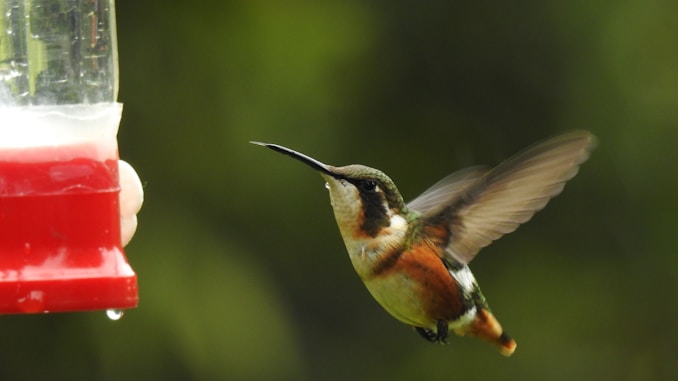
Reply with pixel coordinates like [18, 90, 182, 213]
[0, 153, 138, 314]
[0, 248, 138, 314]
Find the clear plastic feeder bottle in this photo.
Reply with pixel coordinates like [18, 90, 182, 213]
[0, 0, 137, 313]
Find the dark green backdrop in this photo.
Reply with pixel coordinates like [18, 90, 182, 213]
[2, 1, 677, 380]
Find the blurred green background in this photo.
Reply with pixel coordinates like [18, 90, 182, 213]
[2, 0, 678, 380]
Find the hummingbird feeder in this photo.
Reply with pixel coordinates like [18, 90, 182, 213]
[0, 0, 138, 314]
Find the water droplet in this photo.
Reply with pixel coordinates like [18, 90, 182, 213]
[106, 309, 124, 320]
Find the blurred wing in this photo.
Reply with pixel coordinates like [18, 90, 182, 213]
[428, 130, 597, 264]
[407, 167, 488, 214]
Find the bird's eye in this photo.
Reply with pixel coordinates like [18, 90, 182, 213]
[359, 180, 378, 192]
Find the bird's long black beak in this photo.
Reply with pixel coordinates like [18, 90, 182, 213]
[251, 141, 337, 177]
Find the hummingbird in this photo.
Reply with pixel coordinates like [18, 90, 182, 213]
[252, 131, 596, 356]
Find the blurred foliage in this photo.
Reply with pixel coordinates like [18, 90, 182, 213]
[2, 0, 677, 380]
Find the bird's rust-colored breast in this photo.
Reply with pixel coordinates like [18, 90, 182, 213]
[369, 240, 469, 324]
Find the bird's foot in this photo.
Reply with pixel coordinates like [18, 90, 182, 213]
[415, 320, 449, 344]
